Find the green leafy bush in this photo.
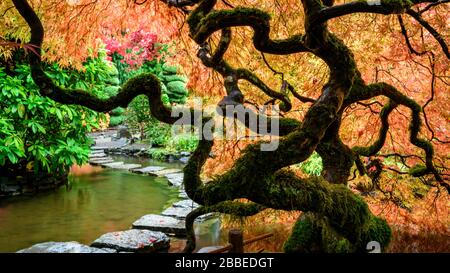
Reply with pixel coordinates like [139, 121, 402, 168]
[0, 63, 102, 174]
[167, 133, 198, 152]
[144, 120, 171, 147]
[148, 148, 171, 161]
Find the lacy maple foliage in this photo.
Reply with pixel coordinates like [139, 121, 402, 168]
[2, 0, 449, 252]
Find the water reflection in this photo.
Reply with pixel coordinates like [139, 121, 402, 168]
[0, 166, 178, 252]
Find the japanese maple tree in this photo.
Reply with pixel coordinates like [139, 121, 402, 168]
[4, 0, 449, 252]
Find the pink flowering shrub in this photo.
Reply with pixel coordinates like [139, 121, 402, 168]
[104, 30, 159, 67]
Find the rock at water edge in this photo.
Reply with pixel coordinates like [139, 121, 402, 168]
[91, 229, 170, 253]
[17, 241, 114, 253]
[132, 214, 186, 237]
[132, 166, 165, 174]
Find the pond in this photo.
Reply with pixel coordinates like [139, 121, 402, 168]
[0, 157, 221, 253]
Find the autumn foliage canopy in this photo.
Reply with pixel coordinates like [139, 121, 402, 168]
[1, 0, 449, 252]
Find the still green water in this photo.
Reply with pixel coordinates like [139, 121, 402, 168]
[0, 161, 181, 253]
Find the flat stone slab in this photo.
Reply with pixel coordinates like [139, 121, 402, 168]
[89, 158, 114, 165]
[149, 168, 182, 177]
[89, 156, 113, 161]
[101, 162, 125, 168]
[165, 173, 184, 187]
[94, 137, 112, 143]
[17, 242, 114, 253]
[90, 149, 107, 154]
[91, 230, 169, 253]
[161, 207, 192, 219]
[107, 163, 142, 170]
[162, 206, 216, 222]
[91, 146, 108, 151]
[172, 199, 199, 209]
[131, 166, 165, 174]
[89, 153, 108, 158]
[132, 214, 186, 236]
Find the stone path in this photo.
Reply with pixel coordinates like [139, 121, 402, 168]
[132, 214, 186, 237]
[101, 162, 142, 170]
[172, 199, 199, 208]
[89, 158, 115, 165]
[165, 173, 184, 188]
[17, 242, 115, 253]
[161, 207, 215, 221]
[17, 131, 218, 253]
[88, 148, 114, 165]
[149, 168, 182, 177]
[131, 166, 165, 174]
[90, 229, 170, 253]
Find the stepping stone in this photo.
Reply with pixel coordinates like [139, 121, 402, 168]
[107, 163, 142, 170]
[149, 168, 182, 177]
[162, 206, 215, 222]
[91, 146, 108, 151]
[172, 199, 199, 209]
[161, 206, 192, 219]
[89, 155, 112, 161]
[17, 242, 114, 253]
[91, 229, 170, 253]
[94, 137, 112, 144]
[89, 156, 110, 161]
[101, 162, 125, 168]
[116, 164, 142, 170]
[132, 166, 165, 175]
[89, 158, 114, 165]
[90, 149, 106, 155]
[89, 153, 108, 158]
[132, 214, 186, 237]
[165, 173, 184, 187]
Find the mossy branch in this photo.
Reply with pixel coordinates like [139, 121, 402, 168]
[197, 29, 293, 111]
[12, 0, 206, 126]
[188, 2, 308, 54]
[352, 100, 398, 156]
[348, 82, 447, 191]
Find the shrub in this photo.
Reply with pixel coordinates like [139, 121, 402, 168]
[167, 133, 199, 152]
[0, 63, 102, 175]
